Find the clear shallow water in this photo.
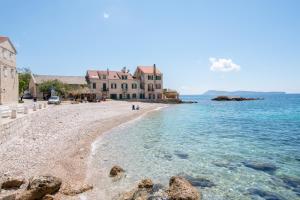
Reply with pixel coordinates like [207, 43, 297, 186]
[88, 94, 300, 200]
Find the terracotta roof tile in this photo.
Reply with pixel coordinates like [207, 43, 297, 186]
[137, 66, 161, 74]
[0, 36, 9, 43]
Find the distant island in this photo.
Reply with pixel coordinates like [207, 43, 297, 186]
[203, 90, 286, 96]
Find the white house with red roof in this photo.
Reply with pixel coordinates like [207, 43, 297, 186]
[86, 65, 163, 100]
[0, 36, 18, 105]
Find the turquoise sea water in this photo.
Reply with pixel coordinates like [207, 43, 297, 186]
[88, 94, 300, 200]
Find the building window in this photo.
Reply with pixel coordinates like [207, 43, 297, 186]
[102, 75, 106, 79]
[111, 83, 117, 89]
[121, 83, 128, 89]
[11, 69, 15, 78]
[155, 84, 161, 89]
[4, 67, 8, 77]
[148, 75, 153, 80]
[132, 93, 137, 99]
[140, 83, 145, 89]
[92, 83, 96, 89]
[148, 84, 154, 91]
[132, 83, 137, 89]
[121, 75, 128, 80]
[156, 75, 161, 80]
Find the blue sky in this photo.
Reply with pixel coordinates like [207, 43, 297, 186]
[1, 0, 300, 94]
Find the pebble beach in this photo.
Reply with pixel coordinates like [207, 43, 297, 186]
[0, 101, 165, 199]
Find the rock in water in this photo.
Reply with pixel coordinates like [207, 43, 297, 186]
[168, 176, 201, 200]
[138, 179, 154, 189]
[110, 166, 125, 177]
[183, 175, 215, 188]
[16, 175, 62, 200]
[242, 161, 277, 174]
[212, 96, 260, 101]
[1, 177, 25, 189]
[247, 188, 287, 200]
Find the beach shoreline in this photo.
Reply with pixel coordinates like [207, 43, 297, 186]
[0, 101, 166, 199]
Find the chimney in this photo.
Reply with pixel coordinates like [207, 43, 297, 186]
[107, 68, 109, 75]
[153, 64, 156, 75]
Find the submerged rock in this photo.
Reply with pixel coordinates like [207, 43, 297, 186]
[183, 175, 215, 188]
[247, 188, 287, 200]
[1, 177, 25, 190]
[16, 175, 62, 200]
[279, 175, 300, 196]
[168, 176, 201, 200]
[110, 165, 125, 177]
[242, 161, 278, 174]
[174, 151, 189, 159]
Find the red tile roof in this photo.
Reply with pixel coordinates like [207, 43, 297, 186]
[0, 36, 9, 43]
[0, 36, 17, 53]
[137, 66, 161, 74]
[86, 70, 134, 80]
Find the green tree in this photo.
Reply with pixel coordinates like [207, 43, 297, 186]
[38, 80, 70, 96]
[18, 67, 31, 95]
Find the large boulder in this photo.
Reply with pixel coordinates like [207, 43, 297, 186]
[109, 166, 125, 177]
[16, 175, 62, 200]
[168, 176, 200, 200]
[1, 177, 25, 190]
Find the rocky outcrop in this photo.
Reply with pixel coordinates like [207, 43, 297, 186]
[61, 184, 93, 196]
[212, 96, 261, 101]
[16, 175, 62, 200]
[1, 178, 25, 190]
[168, 176, 200, 200]
[110, 166, 125, 177]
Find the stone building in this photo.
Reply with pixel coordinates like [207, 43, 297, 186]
[29, 74, 88, 99]
[0, 36, 18, 105]
[86, 65, 163, 100]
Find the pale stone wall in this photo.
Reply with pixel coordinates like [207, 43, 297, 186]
[0, 115, 29, 142]
[0, 40, 18, 105]
[88, 78, 141, 99]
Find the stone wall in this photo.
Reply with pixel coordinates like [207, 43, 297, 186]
[0, 115, 29, 142]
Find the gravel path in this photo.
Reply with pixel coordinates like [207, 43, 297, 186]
[0, 101, 163, 192]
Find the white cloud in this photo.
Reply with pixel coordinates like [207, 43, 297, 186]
[209, 57, 240, 72]
[103, 12, 110, 19]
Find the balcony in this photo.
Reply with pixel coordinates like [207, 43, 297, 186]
[148, 88, 154, 92]
[101, 88, 109, 92]
[122, 87, 128, 92]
